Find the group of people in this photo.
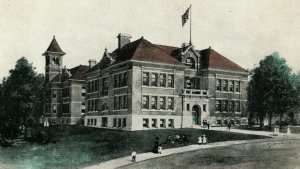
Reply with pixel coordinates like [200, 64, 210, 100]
[198, 134, 207, 145]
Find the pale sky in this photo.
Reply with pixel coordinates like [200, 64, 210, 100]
[0, 0, 300, 79]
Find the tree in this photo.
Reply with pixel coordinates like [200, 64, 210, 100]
[247, 52, 298, 130]
[2, 57, 44, 139]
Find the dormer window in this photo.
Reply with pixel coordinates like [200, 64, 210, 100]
[186, 57, 195, 68]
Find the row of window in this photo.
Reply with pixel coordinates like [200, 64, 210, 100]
[185, 77, 201, 89]
[87, 119, 97, 126]
[87, 80, 99, 93]
[88, 99, 99, 112]
[114, 72, 128, 88]
[142, 95, 174, 110]
[113, 118, 127, 128]
[186, 104, 207, 112]
[114, 95, 128, 110]
[143, 118, 174, 128]
[216, 79, 240, 93]
[48, 103, 85, 114]
[143, 72, 174, 88]
[216, 100, 241, 112]
[53, 86, 86, 98]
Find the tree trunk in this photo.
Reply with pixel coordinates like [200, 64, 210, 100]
[259, 116, 264, 129]
[279, 113, 283, 130]
[268, 114, 272, 131]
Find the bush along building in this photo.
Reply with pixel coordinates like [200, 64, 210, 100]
[43, 36, 89, 125]
[83, 33, 249, 130]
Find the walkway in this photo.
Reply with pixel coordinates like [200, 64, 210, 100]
[83, 128, 299, 169]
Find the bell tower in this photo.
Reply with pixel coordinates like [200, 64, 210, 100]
[43, 35, 66, 82]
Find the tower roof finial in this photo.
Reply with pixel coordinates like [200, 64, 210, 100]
[53, 35, 56, 39]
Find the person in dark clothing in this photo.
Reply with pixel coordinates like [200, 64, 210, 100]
[153, 137, 160, 153]
[207, 121, 210, 130]
[228, 122, 231, 131]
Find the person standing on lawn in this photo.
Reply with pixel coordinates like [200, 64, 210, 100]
[131, 149, 137, 162]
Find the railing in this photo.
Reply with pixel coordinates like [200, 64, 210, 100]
[182, 89, 210, 97]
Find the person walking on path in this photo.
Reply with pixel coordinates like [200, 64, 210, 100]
[227, 122, 231, 131]
[207, 121, 210, 130]
[131, 150, 137, 162]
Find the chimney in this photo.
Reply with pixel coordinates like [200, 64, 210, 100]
[117, 33, 132, 49]
[88, 59, 96, 68]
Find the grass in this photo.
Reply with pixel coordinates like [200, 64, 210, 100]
[121, 139, 300, 169]
[0, 125, 268, 169]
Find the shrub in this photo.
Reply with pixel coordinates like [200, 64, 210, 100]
[29, 127, 54, 144]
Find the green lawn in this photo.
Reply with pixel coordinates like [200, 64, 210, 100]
[0, 125, 268, 169]
[121, 139, 300, 169]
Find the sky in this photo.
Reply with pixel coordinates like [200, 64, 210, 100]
[0, 0, 300, 79]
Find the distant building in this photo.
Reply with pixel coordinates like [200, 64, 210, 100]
[43, 36, 89, 125]
[83, 33, 249, 130]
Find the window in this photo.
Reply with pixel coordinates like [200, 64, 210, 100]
[216, 79, 221, 91]
[143, 96, 149, 109]
[167, 97, 174, 110]
[229, 101, 234, 112]
[167, 75, 174, 88]
[151, 96, 157, 109]
[52, 89, 57, 98]
[235, 81, 240, 93]
[81, 86, 86, 97]
[122, 72, 128, 86]
[222, 100, 228, 112]
[118, 119, 122, 127]
[203, 104, 207, 112]
[102, 103, 108, 111]
[113, 118, 117, 127]
[114, 74, 119, 88]
[186, 57, 195, 68]
[187, 104, 190, 111]
[94, 119, 97, 126]
[160, 119, 166, 128]
[159, 74, 166, 87]
[152, 119, 157, 128]
[123, 95, 128, 109]
[119, 96, 123, 110]
[87, 82, 91, 93]
[223, 80, 228, 91]
[143, 72, 149, 86]
[216, 100, 221, 111]
[114, 97, 119, 110]
[63, 87, 69, 98]
[81, 103, 85, 113]
[62, 104, 69, 113]
[122, 118, 126, 127]
[102, 78, 109, 96]
[101, 117, 108, 127]
[87, 119, 90, 125]
[143, 118, 149, 128]
[168, 119, 174, 128]
[90, 119, 94, 125]
[235, 101, 240, 112]
[159, 97, 165, 110]
[229, 81, 234, 92]
[52, 104, 57, 113]
[151, 73, 158, 86]
[185, 77, 192, 89]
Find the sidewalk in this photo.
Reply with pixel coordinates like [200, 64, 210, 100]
[83, 128, 299, 169]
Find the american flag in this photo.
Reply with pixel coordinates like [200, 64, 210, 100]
[182, 6, 190, 27]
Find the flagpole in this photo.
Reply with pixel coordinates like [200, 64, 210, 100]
[189, 4, 192, 45]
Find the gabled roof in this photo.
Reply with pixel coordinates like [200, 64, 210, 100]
[113, 37, 182, 65]
[43, 36, 66, 55]
[200, 47, 247, 72]
[68, 65, 89, 80]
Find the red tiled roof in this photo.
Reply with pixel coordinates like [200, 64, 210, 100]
[43, 36, 65, 55]
[200, 48, 247, 72]
[113, 37, 182, 65]
[68, 65, 89, 80]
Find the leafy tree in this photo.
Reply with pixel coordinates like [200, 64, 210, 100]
[248, 52, 298, 130]
[2, 57, 44, 139]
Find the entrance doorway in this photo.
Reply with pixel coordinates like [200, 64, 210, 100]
[192, 105, 201, 125]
